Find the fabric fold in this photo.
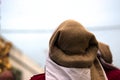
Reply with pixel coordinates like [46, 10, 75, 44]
[48, 20, 107, 80]
[46, 56, 91, 80]
[49, 20, 98, 68]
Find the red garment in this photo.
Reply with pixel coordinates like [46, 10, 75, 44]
[30, 68, 120, 80]
[105, 68, 120, 80]
[30, 73, 45, 80]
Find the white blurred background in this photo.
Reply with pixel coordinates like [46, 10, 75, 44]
[1, 0, 120, 70]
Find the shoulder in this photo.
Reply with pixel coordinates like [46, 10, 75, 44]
[30, 73, 45, 80]
[106, 68, 120, 80]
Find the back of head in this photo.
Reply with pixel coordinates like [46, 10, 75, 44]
[49, 19, 98, 68]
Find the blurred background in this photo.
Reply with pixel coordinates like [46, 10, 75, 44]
[0, 0, 120, 80]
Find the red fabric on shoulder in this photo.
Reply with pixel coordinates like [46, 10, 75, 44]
[30, 68, 120, 80]
[105, 68, 120, 80]
[30, 73, 45, 80]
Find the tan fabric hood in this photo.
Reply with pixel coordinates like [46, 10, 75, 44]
[48, 19, 114, 80]
[98, 42, 112, 64]
[49, 20, 98, 68]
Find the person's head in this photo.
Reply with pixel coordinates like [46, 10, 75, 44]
[49, 19, 98, 68]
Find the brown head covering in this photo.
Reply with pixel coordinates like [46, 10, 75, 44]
[49, 20, 98, 68]
[90, 42, 114, 80]
[98, 42, 112, 64]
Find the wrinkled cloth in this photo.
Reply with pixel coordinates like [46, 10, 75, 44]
[30, 53, 120, 80]
[30, 20, 120, 80]
[97, 51, 120, 80]
[97, 42, 120, 80]
[49, 20, 98, 68]
[49, 20, 106, 80]
[30, 68, 120, 80]
[46, 56, 91, 80]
